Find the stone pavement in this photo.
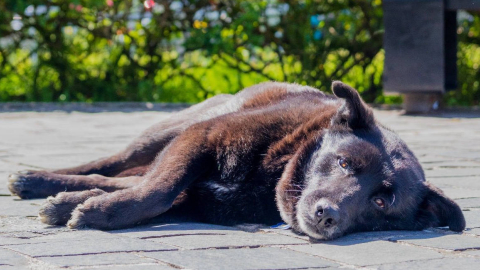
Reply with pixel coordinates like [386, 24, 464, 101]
[1, 103, 480, 269]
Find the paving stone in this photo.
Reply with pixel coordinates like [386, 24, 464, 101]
[0, 248, 30, 268]
[142, 247, 339, 270]
[417, 155, 458, 164]
[38, 252, 156, 268]
[432, 151, 480, 161]
[263, 228, 438, 243]
[391, 232, 480, 251]
[440, 188, 480, 200]
[261, 227, 310, 241]
[425, 168, 480, 178]
[0, 197, 43, 217]
[111, 222, 240, 239]
[463, 210, 480, 228]
[287, 240, 443, 266]
[377, 257, 480, 270]
[465, 228, 480, 236]
[321, 230, 438, 242]
[0, 216, 51, 233]
[455, 197, 480, 209]
[114, 223, 308, 249]
[2, 106, 480, 269]
[0, 229, 123, 246]
[427, 177, 480, 190]
[87, 264, 176, 270]
[146, 230, 308, 249]
[0, 235, 39, 246]
[6, 236, 177, 257]
[464, 249, 480, 257]
[420, 160, 480, 169]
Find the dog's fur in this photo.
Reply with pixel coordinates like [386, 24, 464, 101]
[8, 81, 465, 240]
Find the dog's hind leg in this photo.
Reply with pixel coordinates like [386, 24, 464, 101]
[8, 94, 236, 199]
[65, 122, 213, 230]
[39, 188, 191, 226]
[7, 122, 180, 199]
[9, 94, 235, 191]
[8, 171, 143, 199]
[50, 94, 234, 177]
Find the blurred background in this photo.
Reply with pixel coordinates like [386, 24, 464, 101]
[0, 0, 479, 106]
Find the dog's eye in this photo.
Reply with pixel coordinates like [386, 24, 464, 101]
[373, 198, 385, 209]
[338, 157, 349, 169]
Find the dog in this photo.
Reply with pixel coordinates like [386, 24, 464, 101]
[7, 81, 465, 240]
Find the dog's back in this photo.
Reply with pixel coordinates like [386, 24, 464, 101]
[173, 82, 342, 225]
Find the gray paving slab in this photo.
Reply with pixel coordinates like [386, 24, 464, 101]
[390, 232, 480, 251]
[427, 177, 480, 190]
[286, 240, 444, 266]
[424, 168, 480, 178]
[5, 236, 177, 257]
[464, 249, 480, 257]
[465, 228, 480, 236]
[0, 248, 30, 267]
[418, 158, 460, 165]
[463, 210, 480, 228]
[141, 247, 339, 270]
[87, 265, 176, 270]
[145, 230, 308, 249]
[261, 227, 311, 241]
[111, 222, 240, 238]
[377, 257, 480, 270]
[1, 106, 480, 269]
[0, 216, 53, 233]
[455, 197, 480, 209]
[420, 160, 480, 169]
[440, 188, 480, 200]
[0, 197, 43, 217]
[114, 223, 309, 249]
[0, 229, 122, 246]
[37, 252, 157, 268]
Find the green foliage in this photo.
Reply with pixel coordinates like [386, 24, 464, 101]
[0, 1, 478, 105]
[445, 13, 480, 106]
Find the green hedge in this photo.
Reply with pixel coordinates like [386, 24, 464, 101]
[0, 1, 478, 105]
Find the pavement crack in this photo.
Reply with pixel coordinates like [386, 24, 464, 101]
[140, 232, 225, 239]
[192, 245, 263, 250]
[135, 253, 185, 269]
[386, 239, 473, 253]
[32, 248, 178, 258]
[428, 175, 480, 178]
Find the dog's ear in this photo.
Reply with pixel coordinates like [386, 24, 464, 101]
[416, 182, 466, 232]
[331, 81, 374, 129]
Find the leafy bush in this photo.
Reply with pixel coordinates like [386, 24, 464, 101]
[445, 13, 480, 106]
[0, 1, 478, 105]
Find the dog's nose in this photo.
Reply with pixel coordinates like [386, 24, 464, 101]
[314, 199, 339, 229]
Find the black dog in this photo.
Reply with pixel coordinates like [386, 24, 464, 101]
[8, 81, 465, 240]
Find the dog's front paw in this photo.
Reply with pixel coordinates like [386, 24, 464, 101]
[67, 197, 116, 230]
[8, 170, 40, 199]
[39, 189, 106, 226]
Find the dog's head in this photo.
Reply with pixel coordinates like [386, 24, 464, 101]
[276, 81, 465, 240]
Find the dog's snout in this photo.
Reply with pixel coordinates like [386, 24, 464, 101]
[314, 199, 339, 229]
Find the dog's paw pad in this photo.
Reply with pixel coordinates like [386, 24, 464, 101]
[8, 173, 29, 198]
[67, 207, 87, 229]
[38, 197, 59, 225]
[39, 196, 73, 225]
[7, 170, 49, 199]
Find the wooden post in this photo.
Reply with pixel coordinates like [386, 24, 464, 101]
[383, 0, 445, 113]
